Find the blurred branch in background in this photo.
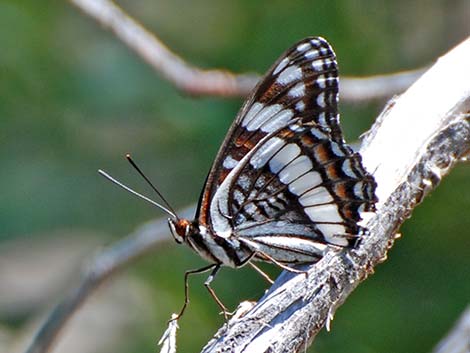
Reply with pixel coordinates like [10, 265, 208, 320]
[23, 207, 194, 353]
[69, 0, 425, 102]
[433, 306, 470, 353]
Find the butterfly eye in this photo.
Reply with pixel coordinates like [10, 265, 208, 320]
[168, 219, 184, 244]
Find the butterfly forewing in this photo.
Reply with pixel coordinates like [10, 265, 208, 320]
[198, 38, 338, 220]
[197, 37, 376, 265]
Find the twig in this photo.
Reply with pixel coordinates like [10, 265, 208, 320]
[69, 0, 256, 97]
[201, 38, 470, 352]
[68, 0, 424, 101]
[340, 68, 426, 102]
[158, 314, 179, 353]
[24, 207, 194, 353]
[433, 306, 470, 353]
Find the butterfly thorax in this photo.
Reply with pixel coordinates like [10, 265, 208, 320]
[168, 218, 255, 267]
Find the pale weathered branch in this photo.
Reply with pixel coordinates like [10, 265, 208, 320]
[68, 0, 424, 101]
[433, 306, 470, 353]
[201, 38, 470, 353]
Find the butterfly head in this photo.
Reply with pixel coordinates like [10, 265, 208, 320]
[168, 218, 197, 244]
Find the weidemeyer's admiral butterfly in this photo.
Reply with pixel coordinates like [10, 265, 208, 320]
[100, 37, 377, 319]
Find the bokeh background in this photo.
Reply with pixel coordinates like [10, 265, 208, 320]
[1, 1, 469, 352]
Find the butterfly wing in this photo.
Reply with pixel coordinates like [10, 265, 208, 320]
[197, 37, 376, 263]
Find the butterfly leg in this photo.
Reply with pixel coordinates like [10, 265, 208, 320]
[203, 264, 230, 320]
[249, 262, 274, 284]
[173, 263, 218, 321]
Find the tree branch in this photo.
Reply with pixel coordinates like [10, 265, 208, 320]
[201, 38, 470, 353]
[68, 0, 424, 101]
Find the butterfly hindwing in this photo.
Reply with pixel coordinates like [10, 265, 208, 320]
[230, 123, 376, 248]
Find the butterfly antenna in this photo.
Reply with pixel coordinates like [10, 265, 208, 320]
[98, 169, 177, 219]
[125, 154, 179, 219]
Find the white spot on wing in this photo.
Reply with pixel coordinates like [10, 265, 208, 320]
[260, 109, 294, 132]
[316, 75, 326, 89]
[297, 42, 311, 52]
[319, 46, 329, 55]
[288, 171, 322, 195]
[242, 102, 264, 128]
[288, 82, 306, 98]
[254, 176, 267, 189]
[317, 112, 327, 126]
[316, 92, 326, 108]
[276, 65, 302, 85]
[342, 159, 358, 178]
[269, 143, 300, 173]
[237, 174, 251, 191]
[223, 155, 238, 169]
[305, 204, 343, 223]
[289, 123, 303, 132]
[279, 155, 313, 184]
[273, 57, 289, 75]
[233, 189, 244, 204]
[312, 60, 324, 71]
[250, 137, 285, 169]
[295, 101, 305, 112]
[310, 127, 327, 140]
[304, 49, 319, 59]
[246, 104, 283, 131]
[354, 181, 364, 198]
[243, 203, 257, 216]
[331, 142, 345, 157]
[310, 38, 322, 46]
[299, 186, 333, 206]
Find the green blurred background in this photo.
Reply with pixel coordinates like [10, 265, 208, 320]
[1, 1, 469, 352]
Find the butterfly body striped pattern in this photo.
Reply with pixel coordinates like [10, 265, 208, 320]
[169, 37, 377, 270]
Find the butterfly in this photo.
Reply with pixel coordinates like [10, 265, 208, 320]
[166, 36, 377, 317]
[100, 36, 377, 319]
